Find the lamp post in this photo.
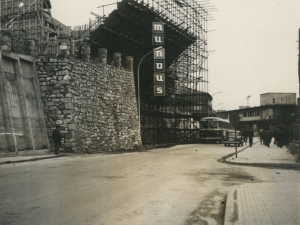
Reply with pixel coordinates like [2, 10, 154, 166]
[246, 95, 251, 108]
[214, 103, 223, 108]
[214, 102, 223, 111]
[137, 46, 163, 135]
[209, 92, 223, 116]
[212, 91, 223, 97]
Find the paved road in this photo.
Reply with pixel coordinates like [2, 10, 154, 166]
[0, 144, 298, 225]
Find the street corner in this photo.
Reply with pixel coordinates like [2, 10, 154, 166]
[224, 185, 239, 225]
[222, 144, 250, 163]
[226, 156, 249, 164]
[224, 139, 269, 164]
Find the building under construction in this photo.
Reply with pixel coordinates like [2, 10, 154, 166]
[0, 0, 214, 145]
[0, 0, 71, 54]
[90, 0, 212, 144]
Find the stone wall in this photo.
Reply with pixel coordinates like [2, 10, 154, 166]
[36, 55, 141, 153]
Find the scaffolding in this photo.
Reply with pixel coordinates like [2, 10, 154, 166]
[0, 0, 70, 54]
[90, 0, 214, 145]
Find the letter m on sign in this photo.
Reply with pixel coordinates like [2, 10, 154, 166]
[152, 22, 164, 33]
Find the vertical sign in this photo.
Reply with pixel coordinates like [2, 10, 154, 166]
[152, 22, 165, 96]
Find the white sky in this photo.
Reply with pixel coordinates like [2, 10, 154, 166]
[50, 0, 300, 111]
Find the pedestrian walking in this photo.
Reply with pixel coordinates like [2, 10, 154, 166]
[273, 127, 279, 145]
[277, 127, 284, 148]
[282, 127, 289, 146]
[259, 129, 264, 145]
[264, 128, 272, 147]
[243, 130, 248, 143]
[248, 129, 254, 147]
[52, 125, 62, 155]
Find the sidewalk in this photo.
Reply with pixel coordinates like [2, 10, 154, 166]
[224, 139, 300, 225]
[0, 152, 68, 164]
[226, 138, 298, 167]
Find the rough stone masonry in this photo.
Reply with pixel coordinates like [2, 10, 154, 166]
[36, 54, 142, 153]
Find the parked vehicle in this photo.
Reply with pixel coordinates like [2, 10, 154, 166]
[224, 131, 244, 146]
[199, 117, 234, 143]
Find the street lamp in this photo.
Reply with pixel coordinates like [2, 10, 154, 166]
[208, 92, 223, 116]
[214, 103, 223, 108]
[211, 91, 223, 97]
[137, 46, 163, 134]
[246, 95, 251, 108]
[209, 103, 223, 117]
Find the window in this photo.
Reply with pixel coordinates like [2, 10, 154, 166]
[200, 121, 219, 129]
[243, 111, 247, 117]
[248, 111, 254, 117]
[256, 110, 260, 116]
[272, 98, 275, 104]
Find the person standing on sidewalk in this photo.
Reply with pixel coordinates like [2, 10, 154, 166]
[52, 125, 62, 155]
[248, 129, 254, 147]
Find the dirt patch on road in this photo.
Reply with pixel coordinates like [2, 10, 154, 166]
[184, 168, 260, 186]
[185, 189, 226, 225]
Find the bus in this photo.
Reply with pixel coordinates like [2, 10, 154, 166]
[199, 117, 234, 143]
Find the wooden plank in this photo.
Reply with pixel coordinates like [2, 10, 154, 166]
[16, 57, 36, 150]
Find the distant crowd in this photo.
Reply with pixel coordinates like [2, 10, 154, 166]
[258, 127, 290, 148]
[242, 127, 290, 148]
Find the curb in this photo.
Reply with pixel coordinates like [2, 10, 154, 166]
[218, 141, 254, 163]
[219, 140, 300, 170]
[0, 154, 68, 164]
[224, 185, 239, 225]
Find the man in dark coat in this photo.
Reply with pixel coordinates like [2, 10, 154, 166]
[259, 129, 264, 145]
[248, 129, 254, 147]
[273, 127, 279, 145]
[243, 130, 248, 143]
[277, 127, 284, 148]
[264, 128, 272, 147]
[52, 125, 62, 155]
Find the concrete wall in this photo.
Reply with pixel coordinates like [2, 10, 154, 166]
[260, 93, 296, 106]
[36, 56, 142, 153]
[0, 52, 49, 154]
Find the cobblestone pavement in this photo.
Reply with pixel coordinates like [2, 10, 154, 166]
[225, 138, 300, 225]
[236, 182, 300, 225]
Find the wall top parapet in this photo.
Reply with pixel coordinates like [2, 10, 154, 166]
[36, 56, 134, 73]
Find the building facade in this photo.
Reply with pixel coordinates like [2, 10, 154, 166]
[217, 93, 297, 134]
[260, 93, 296, 106]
